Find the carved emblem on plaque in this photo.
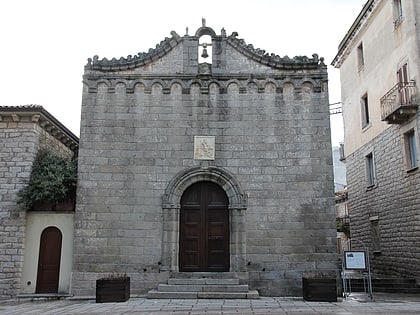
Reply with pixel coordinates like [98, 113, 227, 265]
[194, 136, 215, 160]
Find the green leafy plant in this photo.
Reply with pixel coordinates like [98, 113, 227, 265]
[17, 149, 77, 210]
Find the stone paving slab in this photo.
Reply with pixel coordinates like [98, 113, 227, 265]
[1, 294, 420, 314]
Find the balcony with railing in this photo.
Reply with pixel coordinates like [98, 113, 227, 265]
[381, 81, 418, 124]
[336, 215, 350, 234]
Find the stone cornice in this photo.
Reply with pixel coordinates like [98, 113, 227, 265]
[84, 26, 326, 73]
[0, 105, 79, 152]
[331, 0, 377, 68]
[226, 32, 326, 70]
[85, 31, 182, 72]
[83, 72, 327, 81]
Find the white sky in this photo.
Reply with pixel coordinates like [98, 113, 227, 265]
[0, 0, 366, 146]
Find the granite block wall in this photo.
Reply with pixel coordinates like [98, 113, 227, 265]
[0, 109, 77, 299]
[346, 118, 420, 280]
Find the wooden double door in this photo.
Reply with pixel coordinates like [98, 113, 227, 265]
[179, 182, 230, 272]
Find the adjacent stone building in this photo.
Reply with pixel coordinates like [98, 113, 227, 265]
[332, 0, 420, 280]
[72, 23, 337, 297]
[0, 105, 78, 298]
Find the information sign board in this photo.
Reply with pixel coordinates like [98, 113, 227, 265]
[344, 251, 367, 270]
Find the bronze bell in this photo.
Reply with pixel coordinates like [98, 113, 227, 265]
[201, 43, 209, 59]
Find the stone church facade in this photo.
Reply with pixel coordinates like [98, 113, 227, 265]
[72, 24, 337, 297]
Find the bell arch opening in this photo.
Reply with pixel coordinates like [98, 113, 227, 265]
[198, 35, 212, 64]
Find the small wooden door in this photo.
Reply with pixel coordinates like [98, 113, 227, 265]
[179, 181, 229, 272]
[36, 227, 62, 293]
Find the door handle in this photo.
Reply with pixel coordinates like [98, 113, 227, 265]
[208, 236, 222, 240]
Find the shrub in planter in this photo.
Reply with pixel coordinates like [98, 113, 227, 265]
[96, 276, 130, 303]
[302, 271, 338, 302]
[17, 149, 77, 211]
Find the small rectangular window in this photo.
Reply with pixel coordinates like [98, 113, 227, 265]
[393, 0, 403, 27]
[361, 94, 370, 128]
[337, 238, 342, 254]
[405, 130, 418, 170]
[366, 152, 375, 187]
[357, 43, 364, 70]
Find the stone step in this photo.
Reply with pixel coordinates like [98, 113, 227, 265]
[17, 293, 72, 300]
[169, 272, 239, 279]
[148, 272, 259, 299]
[157, 284, 249, 292]
[148, 289, 260, 299]
[168, 278, 240, 285]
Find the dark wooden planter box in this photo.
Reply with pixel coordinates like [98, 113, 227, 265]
[96, 277, 130, 303]
[302, 278, 337, 302]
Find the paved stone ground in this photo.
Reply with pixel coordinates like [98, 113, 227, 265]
[1, 294, 420, 314]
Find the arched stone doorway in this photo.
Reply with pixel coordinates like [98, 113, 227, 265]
[161, 166, 247, 272]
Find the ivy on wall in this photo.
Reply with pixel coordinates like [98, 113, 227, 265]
[17, 149, 77, 211]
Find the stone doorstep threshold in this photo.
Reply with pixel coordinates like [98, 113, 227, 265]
[17, 293, 72, 300]
[147, 289, 260, 299]
[10, 294, 152, 303]
[69, 294, 147, 301]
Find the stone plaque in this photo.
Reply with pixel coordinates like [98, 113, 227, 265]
[194, 136, 215, 160]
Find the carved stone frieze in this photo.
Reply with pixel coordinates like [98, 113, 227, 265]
[84, 76, 324, 95]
